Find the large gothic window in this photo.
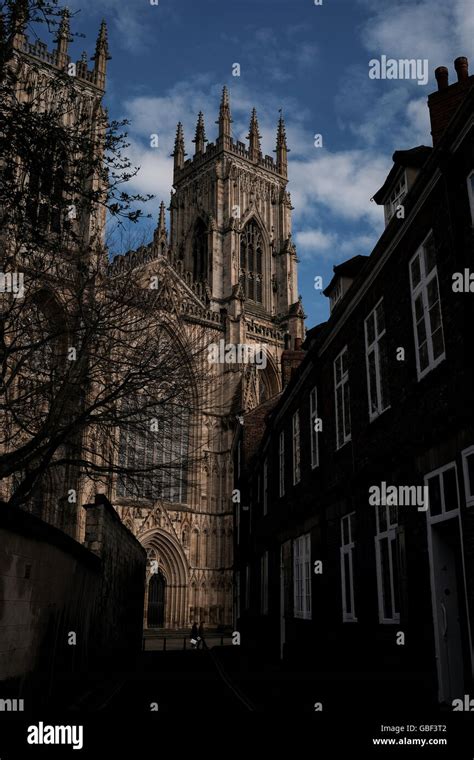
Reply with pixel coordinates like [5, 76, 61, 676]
[26, 142, 67, 233]
[192, 219, 208, 281]
[240, 220, 264, 303]
[116, 400, 191, 503]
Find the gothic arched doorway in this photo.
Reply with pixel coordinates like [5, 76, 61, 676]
[147, 571, 166, 628]
[141, 528, 189, 629]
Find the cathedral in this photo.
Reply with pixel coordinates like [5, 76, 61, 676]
[3, 8, 305, 630]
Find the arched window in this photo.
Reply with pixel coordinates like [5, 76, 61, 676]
[116, 327, 193, 503]
[202, 528, 209, 567]
[191, 529, 200, 566]
[116, 398, 191, 503]
[192, 218, 208, 281]
[240, 220, 264, 303]
[26, 142, 67, 233]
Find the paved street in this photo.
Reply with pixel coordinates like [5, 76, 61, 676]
[143, 632, 233, 652]
[94, 648, 252, 715]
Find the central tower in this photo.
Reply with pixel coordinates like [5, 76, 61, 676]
[169, 88, 304, 401]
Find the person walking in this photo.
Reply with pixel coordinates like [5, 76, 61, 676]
[190, 622, 199, 649]
[197, 621, 205, 649]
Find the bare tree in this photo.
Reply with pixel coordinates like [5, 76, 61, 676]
[0, 0, 221, 529]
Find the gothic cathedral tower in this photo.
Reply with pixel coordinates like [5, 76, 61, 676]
[169, 87, 304, 412]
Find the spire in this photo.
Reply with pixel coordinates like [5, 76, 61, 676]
[55, 8, 71, 68]
[154, 200, 168, 248]
[158, 201, 167, 234]
[247, 108, 262, 162]
[217, 86, 232, 143]
[275, 110, 289, 177]
[93, 20, 110, 90]
[193, 111, 207, 155]
[95, 19, 109, 55]
[172, 122, 186, 174]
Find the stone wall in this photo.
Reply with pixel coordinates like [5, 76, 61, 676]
[83, 494, 147, 658]
[0, 495, 146, 689]
[0, 504, 100, 684]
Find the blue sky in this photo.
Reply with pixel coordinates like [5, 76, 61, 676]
[59, 0, 473, 327]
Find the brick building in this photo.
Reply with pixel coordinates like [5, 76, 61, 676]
[234, 57, 474, 708]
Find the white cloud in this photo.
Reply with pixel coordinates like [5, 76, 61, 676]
[121, 76, 312, 210]
[122, 77, 387, 235]
[290, 150, 387, 228]
[122, 76, 387, 243]
[295, 229, 336, 254]
[295, 228, 377, 262]
[337, 0, 473, 157]
[341, 85, 432, 151]
[125, 138, 173, 205]
[359, 0, 473, 78]
[403, 97, 432, 145]
[67, 0, 171, 52]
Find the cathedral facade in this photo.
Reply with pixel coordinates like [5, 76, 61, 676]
[3, 8, 305, 630]
[109, 88, 305, 629]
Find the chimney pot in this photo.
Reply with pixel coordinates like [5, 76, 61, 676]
[454, 56, 469, 82]
[435, 66, 449, 90]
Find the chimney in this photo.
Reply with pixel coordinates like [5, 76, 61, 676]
[428, 57, 473, 146]
[455, 56, 469, 82]
[434, 66, 448, 91]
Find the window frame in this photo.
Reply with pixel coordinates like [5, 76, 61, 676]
[374, 503, 400, 624]
[293, 533, 312, 620]
[425, 462, 460, 524]
[364, 298, 390, 421]
[340, 512, 357, 623]
[462, 446, 474, 508]
[279, 431, 285, 497]
[330, 279, 342, 312]
[467, 171, 474, 226]
[310, 386, 319, 469]
[334, 346, 351, 450]
[292, 410, 301, 485]
[386, 171, 407, 221]
[409, 231, 446, 381]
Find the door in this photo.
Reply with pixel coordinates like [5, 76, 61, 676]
[430, 519, 464, 704]
[148, 572, 166, 628]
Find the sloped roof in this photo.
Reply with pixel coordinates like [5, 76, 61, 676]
[323, 254, 369, 296]
[373, 145, 433, 204]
